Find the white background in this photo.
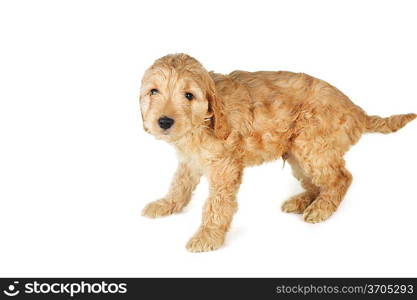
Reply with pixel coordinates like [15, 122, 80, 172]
[0, 0, 416, 277]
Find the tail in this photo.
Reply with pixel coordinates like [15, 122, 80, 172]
[365, 113, 416, 134]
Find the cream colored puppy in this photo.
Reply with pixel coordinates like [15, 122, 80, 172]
[139, 53, 416, 252]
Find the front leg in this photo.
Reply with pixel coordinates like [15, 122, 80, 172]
[186, 159, 243, 252]
[142, 162, 201, 218]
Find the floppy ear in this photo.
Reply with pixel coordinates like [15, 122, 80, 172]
[206, 84, 230, 140]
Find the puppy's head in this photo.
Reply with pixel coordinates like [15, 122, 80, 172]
[139, 53, 227, 142]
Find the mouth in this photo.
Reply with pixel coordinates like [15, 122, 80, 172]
[161, 129, 171, 135]
[146, 127, 174, 140]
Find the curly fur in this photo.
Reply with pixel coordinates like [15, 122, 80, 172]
[139, 53, 416, 252]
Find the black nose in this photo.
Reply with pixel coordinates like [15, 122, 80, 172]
[158, 116, 175, 130]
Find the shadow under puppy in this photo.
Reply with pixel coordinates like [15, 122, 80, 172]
[139, 53, 416, 252]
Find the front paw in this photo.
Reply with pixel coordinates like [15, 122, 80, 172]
[186, 227, 226, 252]
[142, 199, 180, 218]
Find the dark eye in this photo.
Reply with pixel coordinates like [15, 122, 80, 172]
[185, 92, 194, 100]
[150, 89, 158, 95]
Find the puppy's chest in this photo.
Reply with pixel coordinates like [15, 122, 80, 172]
[175, 148, 208, 174]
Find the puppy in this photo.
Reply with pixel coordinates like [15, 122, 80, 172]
[139, 53, 415, 252]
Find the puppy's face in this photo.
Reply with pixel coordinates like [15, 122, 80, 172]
[139, 55, 212, 142]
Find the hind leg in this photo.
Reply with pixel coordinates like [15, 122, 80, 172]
[297, 151, 352, 223]
[281, 155, 320, 214]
